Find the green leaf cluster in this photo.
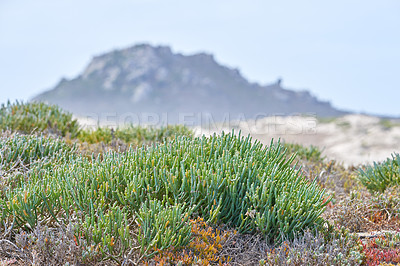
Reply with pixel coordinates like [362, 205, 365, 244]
[284, 143, 325, 162]
[77, 124, 193, 146]
[358, 153, 400, 193]
[138, 200, 192, 254]
[0, 101, 80, 138]
[1, 131, 330, 257]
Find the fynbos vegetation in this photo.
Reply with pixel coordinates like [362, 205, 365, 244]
[358, 153, 400, 193]
[1, 101, 400, 265]
[0, 101, 80, 138]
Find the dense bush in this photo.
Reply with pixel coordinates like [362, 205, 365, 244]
[150, 217, 233, 265]
[1, 131, 330, 261]
[358, 153, 400, 193]
[0, 133, 76, 200]
[8, 101, 393, 264]
[0, 101, 80, 138]
[0, 134, 77, 231]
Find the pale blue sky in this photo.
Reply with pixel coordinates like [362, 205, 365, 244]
[1, 0, 399, 116]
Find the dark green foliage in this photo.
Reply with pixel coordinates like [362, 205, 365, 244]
[358, 153, 400, 193]
[0, 101, 80, 138]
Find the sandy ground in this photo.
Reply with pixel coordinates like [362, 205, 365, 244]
[193, 114, 400, 166]
[76, 114, 400, 166]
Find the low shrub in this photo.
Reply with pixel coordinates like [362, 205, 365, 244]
[150, 217, 233, 265]
[262, 229, 364, 265]
[78, 202, 131, 256]
[325, 189, 400, 233]
[13, 223, 83, 265]
[0, 101, 80, 138]
[284, 142, 325, 162]
[0, 133, 74, 174]
[358, 153, 400, 193]
[77, 124, 193, 146]
[1, 131, 330, 261]
[137, 200, 192, 254]
[0, 101, 193, 151]
[0, 133, 76, 206]
[219, 225, 364, 265]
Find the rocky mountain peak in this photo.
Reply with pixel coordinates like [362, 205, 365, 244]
[33, 44, 346, 123]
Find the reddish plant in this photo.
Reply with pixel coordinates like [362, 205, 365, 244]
[362, 238, 400, 265]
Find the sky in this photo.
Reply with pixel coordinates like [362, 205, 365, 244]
[0, 0, 399, 116]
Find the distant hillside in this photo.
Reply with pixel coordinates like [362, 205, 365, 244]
[33, 44, 346, 123]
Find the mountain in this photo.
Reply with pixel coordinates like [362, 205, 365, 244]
[33, 44, 346, 124]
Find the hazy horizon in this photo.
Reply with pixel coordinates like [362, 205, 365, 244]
[1, 0, 399, 116]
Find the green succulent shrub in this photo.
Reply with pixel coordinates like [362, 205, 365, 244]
[137, 200, 192, 254]
[0, 101, 80, 138]
[0, 134, 76, 229]
[79, 203, 131, 256]
[1, 131, 330, 257]
[78, 124, 193, 146]
[0, 133, 75, 182]
[358, 153, 400, 193]
[284, 143, 325, 162]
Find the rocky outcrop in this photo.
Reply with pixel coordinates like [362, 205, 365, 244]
[34, 44, 347, 124]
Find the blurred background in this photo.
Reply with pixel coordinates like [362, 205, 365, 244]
[1, 0, 399, 164]
[1, 0, 399, 116]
